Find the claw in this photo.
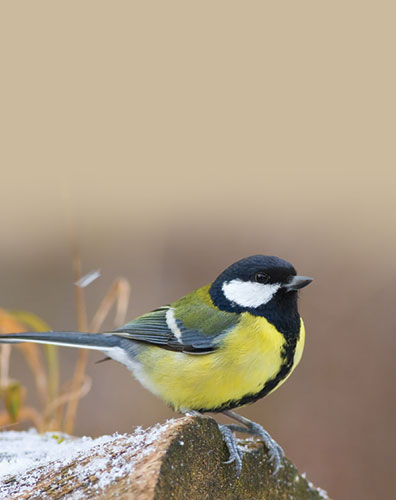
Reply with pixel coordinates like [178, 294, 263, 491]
[247, 422, 284, 474]
[219, 424, 243, 477]
[221, 410, 284, 476]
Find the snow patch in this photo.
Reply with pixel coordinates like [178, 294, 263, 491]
[0, 421, 173, 499]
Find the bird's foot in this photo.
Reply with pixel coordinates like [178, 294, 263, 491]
[183, 409, 283, 476]
[243, 421, 284, 474]
[218, 424, 243, 477]
[221, 410, 284, 475]
[183, 410, 244, 477]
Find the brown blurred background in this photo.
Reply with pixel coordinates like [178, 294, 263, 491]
[1, 2, 395, 499]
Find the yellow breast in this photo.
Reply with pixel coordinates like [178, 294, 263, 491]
[135, 314, 305, 412]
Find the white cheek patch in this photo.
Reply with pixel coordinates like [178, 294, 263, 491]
[222, 279, 280, 308]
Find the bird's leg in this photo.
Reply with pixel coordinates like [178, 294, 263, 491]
[182, 410, 243, 476]
[221, 410, 284, 474]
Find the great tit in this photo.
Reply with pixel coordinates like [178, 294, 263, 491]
[0, 255, 312, 475]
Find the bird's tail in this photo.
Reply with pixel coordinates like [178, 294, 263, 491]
[0, 331, 121, 351]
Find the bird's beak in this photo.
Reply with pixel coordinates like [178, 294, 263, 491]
[284, 275, 313, 292]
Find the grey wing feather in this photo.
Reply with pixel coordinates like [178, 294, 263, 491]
[113, 305, 237, 354]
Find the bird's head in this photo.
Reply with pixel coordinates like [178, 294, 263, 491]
[209, 255, 312, 318]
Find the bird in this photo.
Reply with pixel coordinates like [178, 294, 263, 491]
[0, 255, 312, 476]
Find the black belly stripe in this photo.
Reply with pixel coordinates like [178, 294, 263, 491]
[197, 328, 300, 413]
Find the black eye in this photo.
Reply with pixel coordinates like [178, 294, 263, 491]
[255, 272, 270, 284]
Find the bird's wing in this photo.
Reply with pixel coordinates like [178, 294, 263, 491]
[113, 287, 239, 355]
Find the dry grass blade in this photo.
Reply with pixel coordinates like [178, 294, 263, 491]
[64, 272, 131, 433]
[72, 253, 89, 332]
[0, 406, 44, 431]
[89, 278, 131, 332]
[64, 270, 131, 433]
[1, 233, 131, 434]
[0, 309, 48, 409]
[17, 345, 48, 408]
[0, 345, 11, 387]
[11, 310, 59, 409]
[0, 309, 23, 387]
[64, 251, 89, 434]
[64, 352, 87, 435]
[44, 375, 92, 421]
